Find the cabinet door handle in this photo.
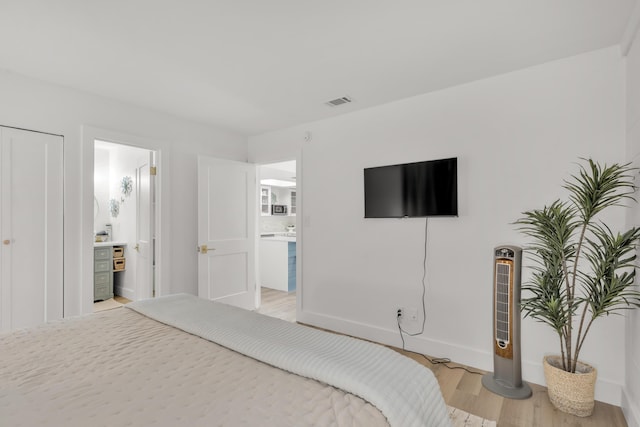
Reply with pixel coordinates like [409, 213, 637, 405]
[2, 239, 10, 245]
[134, 244, 140, 252]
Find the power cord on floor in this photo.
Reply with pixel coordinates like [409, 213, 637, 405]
[396, 316, 483, 375]
[396, 217, 483, 376]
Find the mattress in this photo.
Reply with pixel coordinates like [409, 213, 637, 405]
[1, 294, 450, 426]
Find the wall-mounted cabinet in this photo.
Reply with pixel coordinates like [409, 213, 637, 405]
[260, 186, 271, 216]
[290, 189, 297, 215]
[261, 185, 296, 216]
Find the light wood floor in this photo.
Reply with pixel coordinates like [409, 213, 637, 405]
[257, 287, 296, 322]
[92, 295, 132, 312]
[258, 288, 628, 427]
[114, 295, 132, 304]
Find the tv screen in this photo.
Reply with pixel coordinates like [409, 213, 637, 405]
[364, 157, 458, 218]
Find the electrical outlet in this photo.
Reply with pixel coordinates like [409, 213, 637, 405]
[398, 307, 419, 323]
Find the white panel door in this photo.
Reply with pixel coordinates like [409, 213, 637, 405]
[197, 156, 256, 310]
[135, 152, 154, 300]
[0, 127, 63, 332]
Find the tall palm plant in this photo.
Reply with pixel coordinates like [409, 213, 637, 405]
[516, 159, 640, 373]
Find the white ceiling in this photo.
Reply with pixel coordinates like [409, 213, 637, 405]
[260, 160, 296, 184]
[1, 1, 637, 136]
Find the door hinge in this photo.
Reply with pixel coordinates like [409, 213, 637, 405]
[150, 166, 157, 176]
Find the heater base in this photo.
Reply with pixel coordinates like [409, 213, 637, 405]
[482, 373, 532, 399]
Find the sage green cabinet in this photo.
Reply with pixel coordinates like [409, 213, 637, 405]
[94, 246, 114, 301]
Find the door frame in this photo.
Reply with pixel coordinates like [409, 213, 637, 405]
[80, 126, 168, 315]
[255, 151, 303, 316]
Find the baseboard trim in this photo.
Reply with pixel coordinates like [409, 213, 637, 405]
[297, 308, 623, 407]
[623, 388, 640, 427]
[114, 285, 134, 301]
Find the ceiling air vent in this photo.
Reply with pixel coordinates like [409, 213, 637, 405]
[325, 96, 352, 107]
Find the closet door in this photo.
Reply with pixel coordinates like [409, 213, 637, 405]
[0, 126, 63, 332]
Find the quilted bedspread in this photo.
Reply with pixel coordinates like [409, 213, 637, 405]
[128, 294, 450, 427]
[0, 294, 450, 426]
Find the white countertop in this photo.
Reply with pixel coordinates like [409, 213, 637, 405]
[261, 232, 296, 242]
[94, 241, 128, 247]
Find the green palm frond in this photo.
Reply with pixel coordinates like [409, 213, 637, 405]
[564, 159, 637, 222]
[516, 201, 578, 261]
[580, 224, 640, 316]
[516, 158, 640, 373]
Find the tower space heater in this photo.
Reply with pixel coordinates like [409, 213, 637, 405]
[481, 245, 532, 399]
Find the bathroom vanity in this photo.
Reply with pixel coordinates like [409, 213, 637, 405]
[94, 242, 126, 301]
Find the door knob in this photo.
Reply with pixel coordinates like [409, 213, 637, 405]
[2, 239, 10, 245]
[198, 245, 215, 254]
[134, 244, 140, 251]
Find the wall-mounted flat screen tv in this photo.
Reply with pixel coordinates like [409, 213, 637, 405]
[364, 157, 458, 218]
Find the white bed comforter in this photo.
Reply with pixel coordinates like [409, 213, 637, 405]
[1, 304, 387, 426]
[128, 294, 450, 427]
[0, 294, 450, 426]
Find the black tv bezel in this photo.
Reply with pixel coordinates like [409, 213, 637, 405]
[363, 157, 458, 219]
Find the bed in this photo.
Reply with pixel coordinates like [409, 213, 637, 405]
[1, 294, 451, 426]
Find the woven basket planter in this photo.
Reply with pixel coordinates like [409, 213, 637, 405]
[543, 355, 597, 417]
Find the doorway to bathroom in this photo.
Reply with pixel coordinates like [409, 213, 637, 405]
[94, 140, 157, 305]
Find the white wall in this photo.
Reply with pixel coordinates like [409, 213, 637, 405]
[108, 145, 142, 244]
[94, 147, 111, 232]
[0, 69, 247, 317]
[249, 46, 628, 405]
[624, 14, 640, 427]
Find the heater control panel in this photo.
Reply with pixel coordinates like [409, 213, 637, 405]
[495, 247, 515, 259]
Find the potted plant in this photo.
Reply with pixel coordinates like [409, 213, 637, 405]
[515, 158, 640, 417]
